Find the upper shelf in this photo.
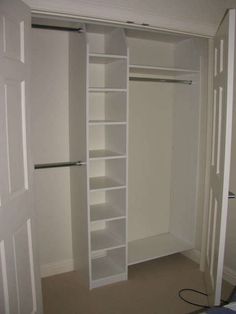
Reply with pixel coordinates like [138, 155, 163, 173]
[89, 53, 127, 64]
[129, 64, 200, 76]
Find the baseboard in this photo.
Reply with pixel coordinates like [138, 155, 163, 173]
[40, 253, 236, 285]
[182, 249, 201, 264]
[182, 249, 236, 286]
[40, 259, 74, 278]
[223, 266, 236, 286]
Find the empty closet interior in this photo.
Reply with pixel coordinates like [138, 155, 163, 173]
[31, 17, 208, 289]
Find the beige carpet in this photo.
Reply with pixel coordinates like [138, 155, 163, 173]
[42, 254, 233, 314]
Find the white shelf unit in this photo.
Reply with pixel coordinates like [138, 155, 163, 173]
[87, 25, 128, 288]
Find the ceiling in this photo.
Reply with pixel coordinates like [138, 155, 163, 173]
[23, 0, 236, 37]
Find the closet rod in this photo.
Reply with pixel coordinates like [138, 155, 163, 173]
[32, 24, 83, 33]
[129, 77, 192, 85]
[229, 191, 236, 199]
[34, 161, 86, 169]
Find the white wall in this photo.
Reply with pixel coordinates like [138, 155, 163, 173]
[24, 0, 236, 37]
[31, 29, 73, 277]
[128, 80, 174, 241]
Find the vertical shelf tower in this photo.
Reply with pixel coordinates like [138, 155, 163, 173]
[87, 26, 129, 288]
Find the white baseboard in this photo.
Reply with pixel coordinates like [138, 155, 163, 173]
[40, 259, 74, 278]
[40, 253, 236, 286]
[223, 266, 236, 286]
[182, 249, 201, 264]
[182, 249, 236, 286]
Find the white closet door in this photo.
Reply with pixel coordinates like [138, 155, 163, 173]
[205, 9, 235, 306]
[0, 0, 43, 313]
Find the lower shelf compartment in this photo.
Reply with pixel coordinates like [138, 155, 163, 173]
[91, 246, 127, 288]
[90, 272, 127, 289]
[91, 255, 125, 280]
[128, 233, 193, 265]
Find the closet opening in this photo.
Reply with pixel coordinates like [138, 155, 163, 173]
[31, 16, 209, 289]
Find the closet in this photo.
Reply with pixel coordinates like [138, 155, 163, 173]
[31, 17, 208, 289]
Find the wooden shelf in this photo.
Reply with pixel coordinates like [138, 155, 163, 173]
[90, 203, 125, 222]
[90, 176, 126, 191]
[91, 229, 125, 252]
[91, 255, 125, 280]
[89, 53, 127, 64]
[89, 149, 126, 160]
[89, 88, 127, 93]
[128, 233, 193, 265]
[129, 64, 199, 76]
[89, 120, 126, 125]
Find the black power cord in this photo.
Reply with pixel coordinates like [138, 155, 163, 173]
[178, 288, 210, 309]
[178, 288, 229, 309]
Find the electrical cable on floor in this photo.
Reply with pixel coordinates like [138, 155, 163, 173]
[178, 288, 210, 309]
[178, 288, 228, 309]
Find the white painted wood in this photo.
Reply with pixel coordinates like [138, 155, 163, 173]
[40, 258, 74, 278]
[89, 60, 127, 89]
[128, 233, 193, 265]
[89, 53, 127, 64]
[0, 0, 42, 312]
[127, 35, 175, 69]
[129, 64, 199, 76]
[89, 120, 126, 125]
[89, 125, 127, 155]
[90, 203, 125, 222]
[91, 219, 126, 251]
[90, 272, 127, 289]
[90, 159, 126, 186]
[91, 231, 125, 252]
[87, 26, 128, 288]
[205, 10, 236, 306]
[106, 28, 128, 56]
[89, 88, 127, 92]
[68, 28, 90, 286]
[91, 247, 126, 280]
[90, 177, 126, 191]
[89, 149, 126, 159]
[24, 0, 236, 37]
[89, 91, 127, 122]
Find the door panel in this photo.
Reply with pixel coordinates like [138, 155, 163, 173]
[5, 79, 28, 195]
[0, 0, 43, 313]
[205, 10, 235, 306]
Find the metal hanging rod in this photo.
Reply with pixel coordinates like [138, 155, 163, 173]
[32, 24, 83, 33]
[129, 77, 192, 85]
[229, 191, 236, 199]
[34, 161, 86, 170]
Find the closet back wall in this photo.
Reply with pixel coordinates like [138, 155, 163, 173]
[128, 81, 174, 241]
[31, 29, 73, 277]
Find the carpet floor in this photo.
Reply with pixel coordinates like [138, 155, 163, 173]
[42, 254, 233, 314]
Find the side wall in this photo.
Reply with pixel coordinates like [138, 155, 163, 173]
[31, 29, 73, 277]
